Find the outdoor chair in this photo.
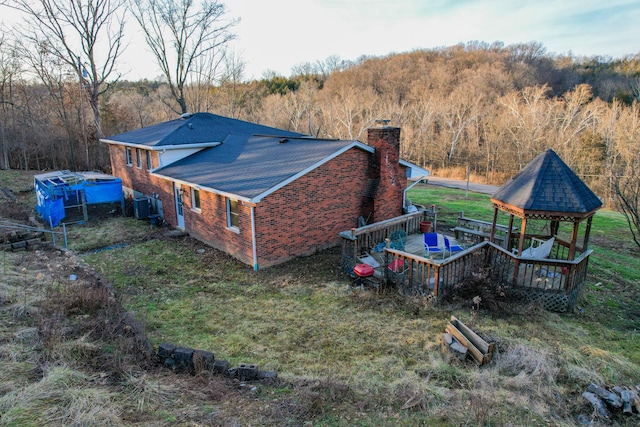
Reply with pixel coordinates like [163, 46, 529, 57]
[444, 236, 464, 255]
[423, 232, 444, 259]
[389, 230, 407, 251]
[387, 257, 409, 285]
[519, 237, 555, 259]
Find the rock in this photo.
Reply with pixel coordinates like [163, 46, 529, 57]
[173, 347, 195, 371]
[193, 349, 214, 371]
[157, 342, 177, 359]
[258, 370, 278, 380]
[238, 362, 259, 381]
[213, 359, 229, 374]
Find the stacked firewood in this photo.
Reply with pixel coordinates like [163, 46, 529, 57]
[582, 383, 640, 419]
[440, 316, 495, 366]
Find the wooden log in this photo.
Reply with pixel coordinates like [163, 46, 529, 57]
[612, 386, 633, 415]
[621, 390, 633, 415]
[449, 316, 494, 364]
[582, 391, 610, 419]
[450, 315, 491, 355]
[445, 323, 484, 365]
[587, 383, 622, 409]
[631, 390, 640, 414]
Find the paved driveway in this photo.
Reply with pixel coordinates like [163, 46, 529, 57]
[424, 176, 499, 195]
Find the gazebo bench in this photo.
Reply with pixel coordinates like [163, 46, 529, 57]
[452, 216, 513, 247]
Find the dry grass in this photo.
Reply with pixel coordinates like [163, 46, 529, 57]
[2, 170, 640, 425]
[122, 371, 174, 411]
[0, 366, 123, 426]
[428, 165, 512, 186]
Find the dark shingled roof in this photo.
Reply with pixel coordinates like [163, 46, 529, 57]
[491, 149, 602, 214]
[101, 112, 304, 147]
[154, 134, 370, 201]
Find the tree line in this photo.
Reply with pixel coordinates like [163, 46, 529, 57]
[1, 2, 639, 216]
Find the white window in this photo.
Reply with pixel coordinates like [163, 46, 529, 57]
[226, 198, 239, 229]
[136, 149, 142, 168]
[125, 147, 132, 166]
[192, 188, 201, 212]
[146, 150, 152, 169]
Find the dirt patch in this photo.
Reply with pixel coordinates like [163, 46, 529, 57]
[0, 186, 31, 222]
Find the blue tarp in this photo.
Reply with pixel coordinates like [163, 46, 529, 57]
[85, 180, 123, 204]
[35, 190, 65, 226]
[34, 171, 123, 225]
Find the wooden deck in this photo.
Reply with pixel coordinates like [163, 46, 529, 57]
[341, 213, 591, 312]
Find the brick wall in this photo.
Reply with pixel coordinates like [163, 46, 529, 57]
[255, 147, 371, 267]
[109, 145, 177, 224]
[182, 187, 254, 265]
[367, 126, 405, 222]
[180, 147, 371, 268]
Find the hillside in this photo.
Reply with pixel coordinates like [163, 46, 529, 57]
[2, 43, 640, 212]
[1, 170, 639, 426]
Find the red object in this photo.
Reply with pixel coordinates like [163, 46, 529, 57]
[388, 259, 405, 272]
[353, 263, 374, 277]
[562, 267, 568, 274]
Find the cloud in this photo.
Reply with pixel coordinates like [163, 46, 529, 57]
[3, 0, 638, 80]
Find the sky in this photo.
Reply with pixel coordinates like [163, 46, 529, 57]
[223, 0, 640, 79]
[2, 0, 639, 81]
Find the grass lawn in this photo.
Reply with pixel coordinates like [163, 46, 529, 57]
[2, 172, 639, 426]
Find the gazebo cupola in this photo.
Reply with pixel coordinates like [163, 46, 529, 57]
[489, 149, 603, 261]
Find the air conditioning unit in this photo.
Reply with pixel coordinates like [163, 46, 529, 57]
[133, 197, 150, 219]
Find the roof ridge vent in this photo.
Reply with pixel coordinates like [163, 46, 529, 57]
[278, 138, 289, 144]
[181, 113, 193, 119]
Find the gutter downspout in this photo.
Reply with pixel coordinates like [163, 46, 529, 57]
[251, 205, 258, 270]
[403, 176, 428, 209]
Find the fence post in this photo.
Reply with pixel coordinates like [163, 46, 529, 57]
[49, 217, 56, 246]
[63, 223, 68, 249]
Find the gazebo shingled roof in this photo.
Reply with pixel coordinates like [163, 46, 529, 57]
[489, 149, 602, 260]
[491, 149, 602, 219]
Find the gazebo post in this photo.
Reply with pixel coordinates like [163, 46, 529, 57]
[489, 206, 499, 244]
[569, 221, 580, 261]
[517, 217, 528, 255]
[583, 216, 594, 250]
[512, 217, 528, 284]
[507, 214, 515, 252]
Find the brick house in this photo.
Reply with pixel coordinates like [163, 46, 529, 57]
[102, 113, 428, 269]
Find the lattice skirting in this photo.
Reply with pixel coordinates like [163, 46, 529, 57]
[509, 287, 573, 312]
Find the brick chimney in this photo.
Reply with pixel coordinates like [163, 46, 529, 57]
[366, 122, 404, 222]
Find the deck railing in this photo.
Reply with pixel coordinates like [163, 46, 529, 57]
[341, 216, 593, 312]
[369, 240, 591, 312]
[340, 210, 434, 271]
[507, 235, 586, 260]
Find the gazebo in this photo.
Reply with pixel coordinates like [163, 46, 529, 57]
[489, 149, 602, 261]
[338, 149, 602, 312]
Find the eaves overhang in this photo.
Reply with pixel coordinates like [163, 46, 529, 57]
[100, 138, 222, 151]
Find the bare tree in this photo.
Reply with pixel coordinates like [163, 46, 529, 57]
[10, 0, 126, 143]
[130, 0, 238, 115]
[0, 31, 21, 169]
[20, 38, 85, 170]
[613, 157, 640, 249]
[214, 51, 246, 118]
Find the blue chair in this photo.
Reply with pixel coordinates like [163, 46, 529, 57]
[423, 233, 444, 259]
[444, 236, 464, 255]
